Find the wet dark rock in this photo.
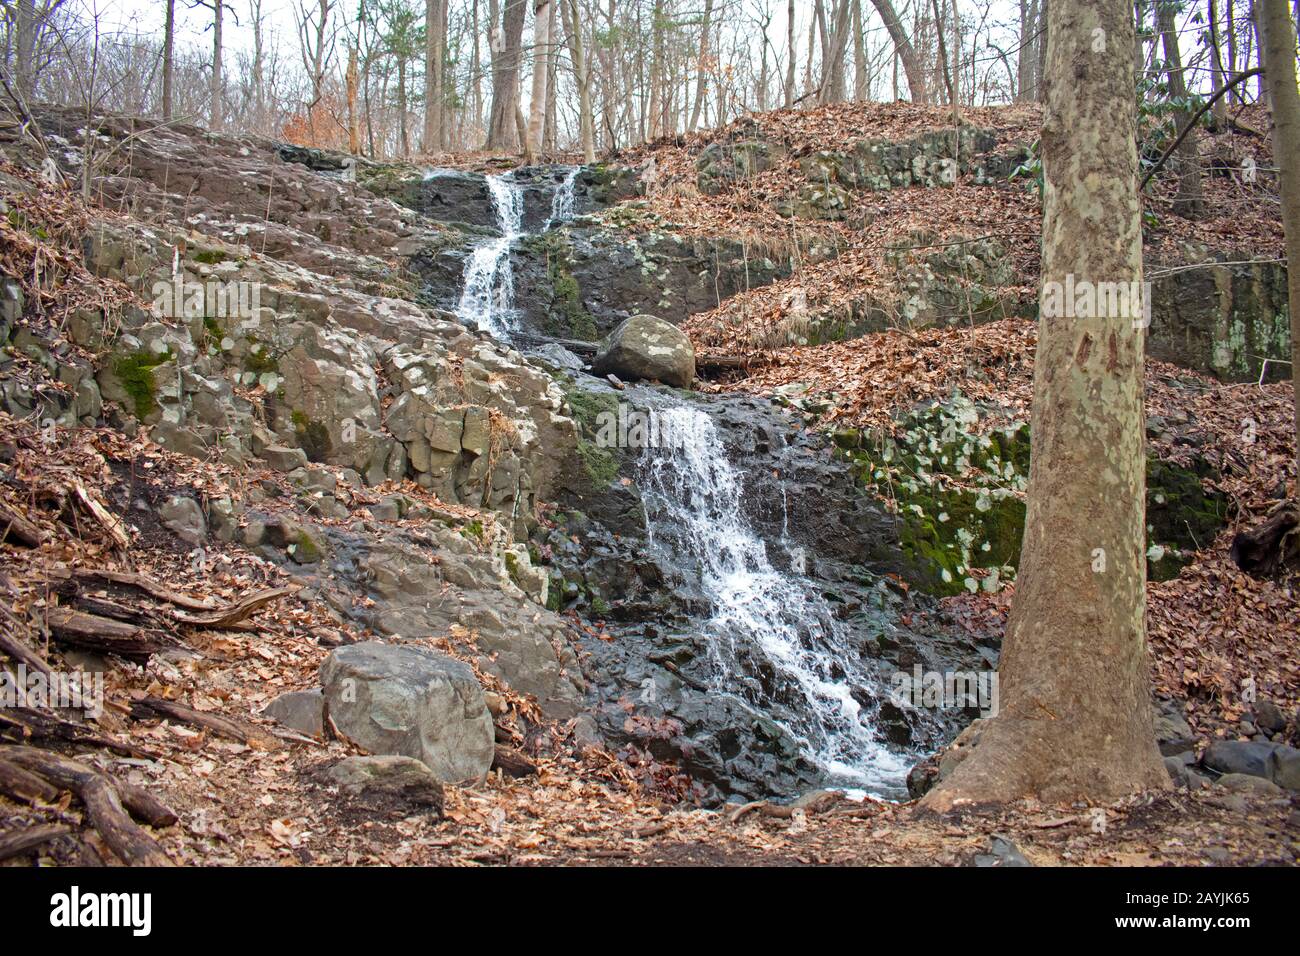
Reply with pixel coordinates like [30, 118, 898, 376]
[1201, 739, 1277, 779]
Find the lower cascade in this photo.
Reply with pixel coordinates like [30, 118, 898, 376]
[638, 405, 912, 793]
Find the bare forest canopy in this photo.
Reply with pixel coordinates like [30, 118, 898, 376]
[0, 0, 1275, 159]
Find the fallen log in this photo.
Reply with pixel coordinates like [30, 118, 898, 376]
[0, 708, 161, 760]
[491, 745, 537, 778]
[1230, 502, 1300, 576]
[0, 500, 47, 547]
[727, 788, 843, 825]
[131, 696, 282, 750]
[117, 782, 179, 828]
[44, 606, 173, 661]
[0, 745, 172, 866]
[0, 625, 53, 677]
[62, 566, 216, 610]
[0, 756, 61, 803]
[169, 585, 297, 629]
[0, 823, 72, 862]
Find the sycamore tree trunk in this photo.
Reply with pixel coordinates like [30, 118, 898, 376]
[923, 0, 1169, 810]
[1258, 0, 1300, 491]
[424, 0, 446, 152]
[525, 0, 551, 159]
[487, 0, 527, 149]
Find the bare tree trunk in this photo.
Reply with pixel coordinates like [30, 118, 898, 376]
[819, 0, 854, 104]
[211, 0, 225, 131]
[1208, 0, 1230, 124]
[487, 0, 526, 148]
[853, 0, 868, 100]
[526, 0, 551, 158]
[922, 0, 1169, 811]
[689, 0, 714, 130]
[870, 0, 929, 102]
[1017, 0, 1039, 102]
[785, 0, 796, 106]
[163, 0, 175, 120]
[14, 0, 36, 100]
[1157, 0, 1204, 217]
[565, 0, 596, 161]
[1258, 0, 1300, 486]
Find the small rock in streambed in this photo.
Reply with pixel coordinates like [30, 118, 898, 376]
[326, 755, 444, 815]
[1214, 773, 1285, 797]
[971, 836, 1031, 867]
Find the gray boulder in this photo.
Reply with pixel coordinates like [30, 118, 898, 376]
[262, 689, 324, 738]
[320, 642, 495, 784]
[591, 314, 695, 388]
[160, 495, 207, 545]
[1266, 745, 1300, 791]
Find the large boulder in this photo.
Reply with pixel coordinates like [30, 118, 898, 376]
[591, 314, 695, 388]
[1201, 739, 1277, 779]
[320, 642, 495, 784]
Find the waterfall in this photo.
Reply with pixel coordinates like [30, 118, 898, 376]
[639, 404, 910, 792]
[456, 174, 524, 336]
[544, 166, 581, 230]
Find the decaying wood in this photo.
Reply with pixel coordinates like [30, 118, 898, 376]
[131, 696, 282, 750]
[0, 745, 172, 866]
[0, 707, 161, 759]
[0, 625, 53, 677]
[727, 788, 843, 824]
[0, 500, 47, 547]
[0, 756, 61, 803]
[0, 823, 72, 862]
[169, 585, 297, 629]
[492, 745, 537, 778]
[63, 566, 217, 610]
[117, 781, 179, 828]
[1230, 502, 1300, 576]
[67, 478, 131, 550]
[44, 606, 173, 660]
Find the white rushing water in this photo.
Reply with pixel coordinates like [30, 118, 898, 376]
[456, 174, 525, 336]
[544, 166, 581, 230]
[639, 404, 910, 792]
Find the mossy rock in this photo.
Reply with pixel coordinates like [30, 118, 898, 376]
[111, 349, 172, 420]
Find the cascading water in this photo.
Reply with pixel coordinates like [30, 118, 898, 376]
[456, 174, 524, 336]
[639, 404, 912, 793]
[544, 166, 581, 230]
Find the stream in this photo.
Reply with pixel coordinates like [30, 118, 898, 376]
[437, 166, 922, 799]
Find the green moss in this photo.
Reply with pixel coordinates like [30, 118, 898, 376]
[192, 249, 228, 265]
[850, 392, 1227, 594]
[291, 410, 332, 462]
[291, 531, 323, 564]
[244, 339, 279, 375]
[112, 349, 172, 420]
[460, 519, 484, 542]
